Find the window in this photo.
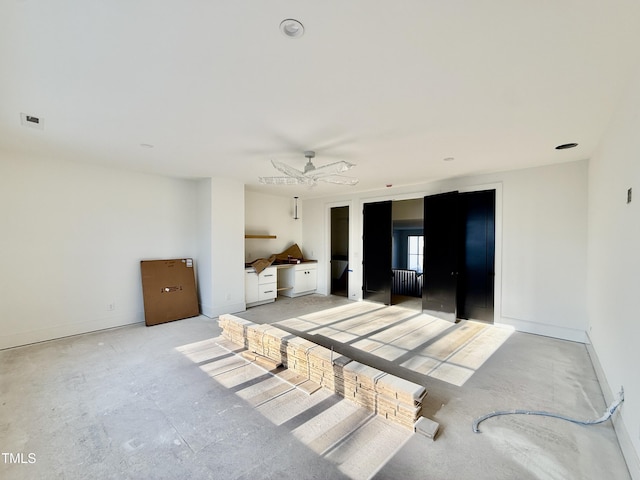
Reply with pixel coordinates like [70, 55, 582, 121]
[408, 235, 423, 273]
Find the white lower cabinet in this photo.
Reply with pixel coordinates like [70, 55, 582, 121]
[278, 263, 317, 298]
[245, 266, 277, 307]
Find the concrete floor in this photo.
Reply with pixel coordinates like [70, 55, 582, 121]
[0, 295, 630, 479]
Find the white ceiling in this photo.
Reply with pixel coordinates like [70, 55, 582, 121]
[2, 0, 640, 198]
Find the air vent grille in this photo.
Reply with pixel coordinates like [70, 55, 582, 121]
[20, 113, 44, 130]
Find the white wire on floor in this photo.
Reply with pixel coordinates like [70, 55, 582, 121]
[472, 387, 624, 433]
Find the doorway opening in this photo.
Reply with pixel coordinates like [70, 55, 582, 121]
[392, 198, 424, 310]
[362, 190, 496, 322]
[330, 206, 349, 297]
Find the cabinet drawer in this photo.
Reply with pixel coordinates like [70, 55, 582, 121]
[258, 269, 277, 285]
[258, 282, 277, 301]
[294, 263, 317, 272]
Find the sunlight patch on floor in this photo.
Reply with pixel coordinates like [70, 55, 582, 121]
[275, 302, 514, 386]
[176, 337, 411, 479]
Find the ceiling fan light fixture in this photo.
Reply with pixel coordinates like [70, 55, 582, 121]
[280, 19, 304, 38]
[260, 150, 358, 186]
[303, 150, 316, 173]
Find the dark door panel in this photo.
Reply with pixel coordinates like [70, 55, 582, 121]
[422, 192, 459, 322]
[363, 201, 392, 305]
[331, 206, 349, 297]
[459, 190, 495, 322]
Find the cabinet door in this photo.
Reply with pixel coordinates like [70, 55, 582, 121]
[304, 267, 317, 292]
[245, 271, 259, 303]
[293, 268, 308, 293]
[294, 266, 317, 293]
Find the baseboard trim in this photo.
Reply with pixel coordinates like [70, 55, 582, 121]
[497, 316, 587, 343]
[586, 333, 640, 480]
[0, 312, 144, 350]
[200, 301, 246, 319]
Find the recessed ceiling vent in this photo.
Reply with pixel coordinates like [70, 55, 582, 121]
[280, 19, 304, 38]
[20, 113, 44, 130]
[555, 142, 578, 150]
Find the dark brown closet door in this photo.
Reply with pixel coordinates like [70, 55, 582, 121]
[363, 201, 392, 305]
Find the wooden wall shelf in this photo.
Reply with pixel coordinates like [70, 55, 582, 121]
[245, 234, 277, 239]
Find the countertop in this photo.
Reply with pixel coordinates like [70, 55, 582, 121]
[245, 259, 317, 270]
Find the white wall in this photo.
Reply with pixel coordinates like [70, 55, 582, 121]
[0, 154, 198, 349]
[302, 160, 588, 342]
[587, 61, 640, 476]
[208, 178, 245, 316]
[392, 198, 423, 221]
[244, 190, 303, 262]
[197, 178, 246, 317]
[195, 179, 213, 315]
[499, 163, 588, 340]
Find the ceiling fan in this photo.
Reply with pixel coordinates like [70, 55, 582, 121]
[259, 151, 358, 186]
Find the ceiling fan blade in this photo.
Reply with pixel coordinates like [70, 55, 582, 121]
[317, 175, 359, 186]
[259, 176, 306, 185]
[271, 159, 305, 178]
[306, 161, 355, 176]
[261, 155, 354, 187]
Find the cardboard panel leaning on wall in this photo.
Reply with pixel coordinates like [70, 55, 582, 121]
[0, 154, 199, 349]
[140, 259, 199, 326]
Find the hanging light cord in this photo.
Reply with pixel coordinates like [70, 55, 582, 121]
[472, 387, 624, 433]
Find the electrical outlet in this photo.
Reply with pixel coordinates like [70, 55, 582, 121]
[107, 302, 116, 311]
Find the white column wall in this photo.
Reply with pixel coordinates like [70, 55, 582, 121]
[196, 178, 246, 318]
[195, 178, 213, 316]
